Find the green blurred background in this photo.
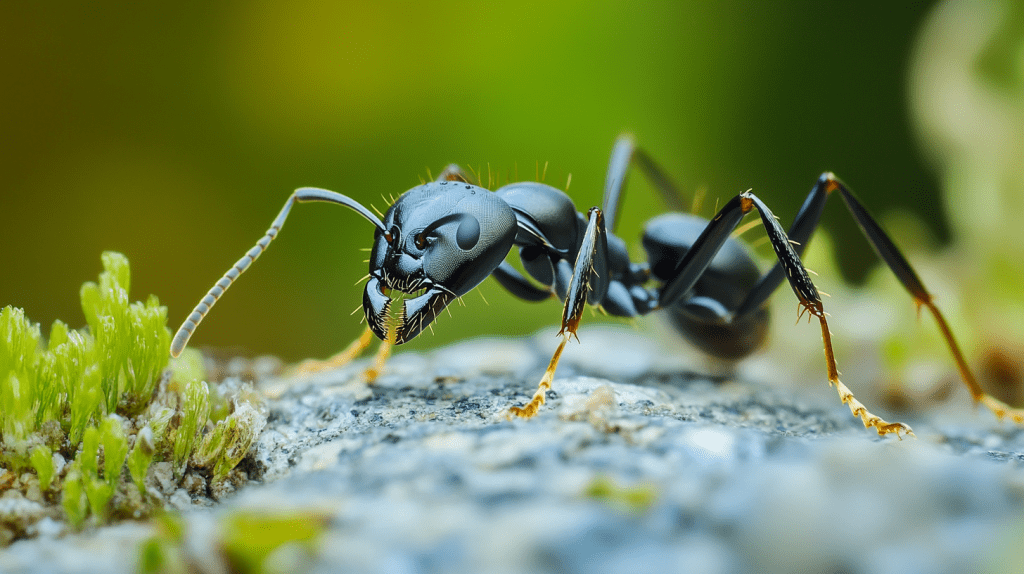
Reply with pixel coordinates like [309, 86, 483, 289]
[0, 1, 976, 361]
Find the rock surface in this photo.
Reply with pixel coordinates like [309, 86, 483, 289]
[3, 326, 1024, 574]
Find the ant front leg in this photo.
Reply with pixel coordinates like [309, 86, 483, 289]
[658, 191, 914, 438]
[509, 207, 607, 419]
[292, 327, 375, 374]
[290, 325, 394, 383]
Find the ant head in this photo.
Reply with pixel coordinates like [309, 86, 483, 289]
[363, 181, 516, 343]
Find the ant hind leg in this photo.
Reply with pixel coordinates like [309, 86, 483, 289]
[827, 175, 1024, 425]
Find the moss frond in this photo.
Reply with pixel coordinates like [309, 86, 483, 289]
[1, 252, 267, 544]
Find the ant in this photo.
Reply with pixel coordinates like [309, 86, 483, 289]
[170, 135, 1024, 437]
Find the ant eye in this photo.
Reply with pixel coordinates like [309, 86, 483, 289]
[383, 231, 393, 244]
[414, 233, 427, 250]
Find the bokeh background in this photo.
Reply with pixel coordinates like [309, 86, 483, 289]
[2, 1, 1020, 378]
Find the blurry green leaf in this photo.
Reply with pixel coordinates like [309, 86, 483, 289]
[221, 510, 327, 574]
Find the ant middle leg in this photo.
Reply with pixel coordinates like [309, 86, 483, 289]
[655, 190, 914, 437]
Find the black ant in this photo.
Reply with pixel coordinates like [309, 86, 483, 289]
[171, 135, 1024, 437]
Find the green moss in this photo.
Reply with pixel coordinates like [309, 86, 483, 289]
[221, 510, 326, 574]
[128, 425, 157, 496]
[140, 509, 327, 574]
[30, 445, 54, 491]
[0, 252, 268, 544]
[100, 416, 129, 485]
[193, 388, 267, 484]
[584, 475, 658, 514]
[139, 513, 188, 574]
[171, 378, 210, 479]
[80, 252, 171, 418]
[61, 469, 88, 529]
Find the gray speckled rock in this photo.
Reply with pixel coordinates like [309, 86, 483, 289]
[4, 326, 1024, 574]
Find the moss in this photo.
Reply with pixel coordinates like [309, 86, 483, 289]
[170, 378, 210, 479]
[29, 445, 54, 491]
[0, 252, 268, 544]
[139, 513, 188, 574]
[140, 509, 327, 574]
[584, 475, 658, 515]
[221, 510, 326, 574]
[127, 425, 157, 496]
[192, 387, 267, 484]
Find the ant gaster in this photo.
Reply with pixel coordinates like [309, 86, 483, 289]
[171, 135, 1024, 437]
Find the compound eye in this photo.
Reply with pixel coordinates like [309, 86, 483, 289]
[455, 215, 480, 250]
[384, 226, 398, 246]
[414, 233, 428, 250]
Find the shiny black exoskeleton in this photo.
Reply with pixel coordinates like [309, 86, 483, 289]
[173, 134, 1018, 437]
[343, 142, 818, 361]
[362, 181, 517, 343]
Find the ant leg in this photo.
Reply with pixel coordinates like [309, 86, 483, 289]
[735, 173, 1022, 424]
[826, 176, 1024, 424]
[658, 191, 913, 438]
[601, 134, 688, 233]
[509, 207, 606, 419]
[362, 332, 394, 382]
[291, 326, 375, 376]
[734, 176, 830, 318]
[491, 262, 555, 302]
[293, 320, 395, 382]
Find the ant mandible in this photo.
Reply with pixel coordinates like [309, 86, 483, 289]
[170, 135, 1024, 437]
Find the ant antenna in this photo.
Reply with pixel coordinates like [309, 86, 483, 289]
[170, 188, 385, 357]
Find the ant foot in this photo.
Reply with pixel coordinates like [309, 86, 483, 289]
[835, 380, 915, 440]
